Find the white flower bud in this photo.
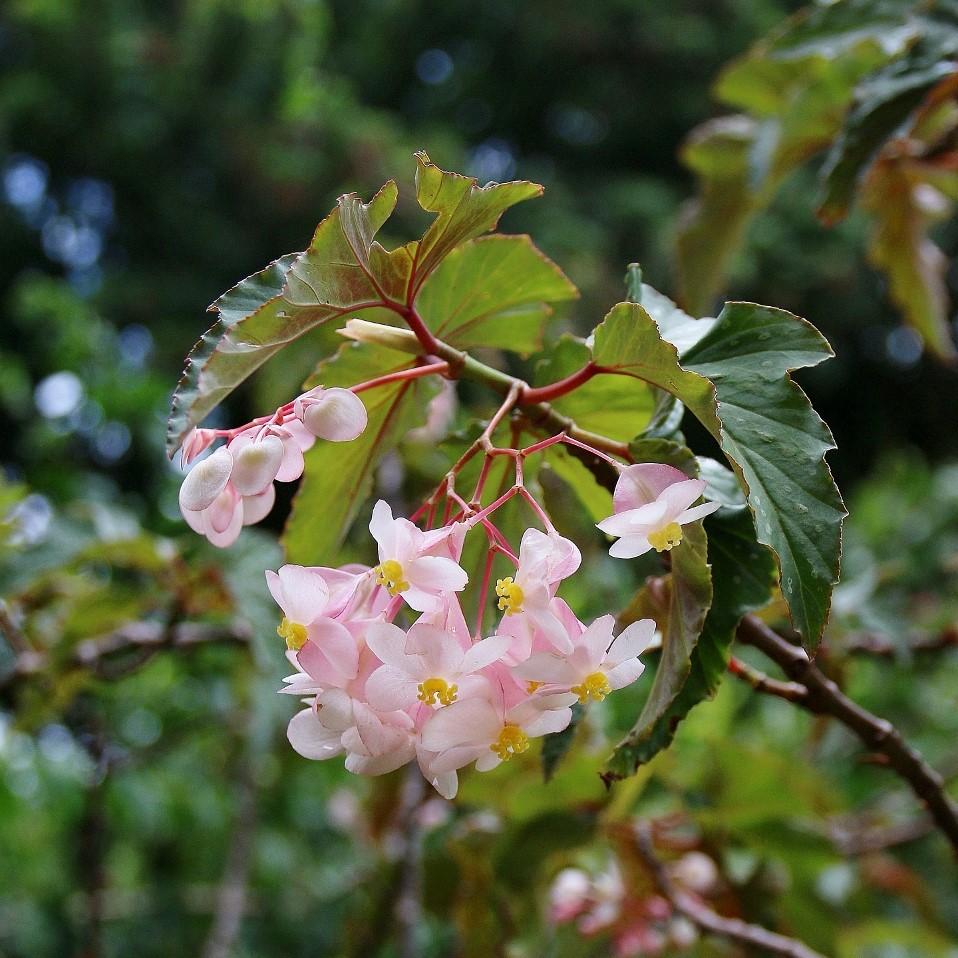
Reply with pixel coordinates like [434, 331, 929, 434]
[178, 446, 232, 512]
[302, 388, 368, 442]
[339, 318, 422, 354]
[230, 435, 284, 495]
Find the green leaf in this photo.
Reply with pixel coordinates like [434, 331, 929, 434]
[541, 703, 583, 783]
[592, 300, 844, 646]
[415, 234, 577, 354]
[604, 518, 712, 782]
[606, 508, 776, 776]
[409, 151, 543, 299]
[281, 342, 439, 564]
[535, 334, 657, 442]
[166, 182, 407, 455]
[168, 153, 543, 455]
[819, 44, 958, 224]
[683, 302, 846, 645]
[543, 446, 612, 524]
[675, 117, 760, 317]
[862, 154, 958, 360]
[166, 252, 298, 454]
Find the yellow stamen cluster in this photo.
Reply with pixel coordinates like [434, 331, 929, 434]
[648, 521, 683, 553]
[490, 724, 530, 761]
[525, 680, 544, 694]
[496, 577, 524, 615]
[571, 671, 612, 704]
[277, 617, 308, 651]
[375, 559, 410, 596]
[417, 677, 458, 707]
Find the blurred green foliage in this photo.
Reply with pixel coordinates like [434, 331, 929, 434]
[1, 1, 957, 956]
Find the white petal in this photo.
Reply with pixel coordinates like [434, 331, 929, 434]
[523, 707, 573, 737]
[608, 536, 653, 560]
[287, 708, 344, 760]
[428, 770, 459, 799]
[429, 744, 486, 775]
[179, 446, 233, 512]
[660, 478, 708, 516]
[474, 751, 502, 772]
[605, 659, 646, 691]
[606, 618, 657, 666]
[368, 499, 395, 549]
[303, 388, 368, 442]
[406, 556, 468, 594]
[677, 500, 722, 524]
[581, 615, 617, 662]
[512, 652, 577, 685]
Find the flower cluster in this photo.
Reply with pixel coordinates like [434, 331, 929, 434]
[274, 499, 659, 799]
[177, 386, 367, 547]
[549, 851, 717, 956]
[175, 370, 721, 797]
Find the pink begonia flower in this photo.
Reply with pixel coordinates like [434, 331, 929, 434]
[287, 689, 415, 775]
[266, 564, 335, 649]
[512, 615, 655, 704]
[549, 868, 592, 924]
[577, 861, 625, 935]
[295, 386, 368, 442]
[420, 688, 576, 796]
[597, 463, 719, 559]
[495, 595, 584, 667]
[495, 528, 581, 653]
[368, 500, 468, 612]
[364, 620, 510, 712]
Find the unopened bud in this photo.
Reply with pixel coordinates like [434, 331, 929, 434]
[179, 446, 233, 512]
[339, 319, 422, 355]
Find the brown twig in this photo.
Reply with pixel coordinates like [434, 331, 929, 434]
[728, 656, 809, 703]
[632, 822, 826, 958]
[844, 626, 958, 659]
[737, 614, 958, 856]
[0, 619, 251, 694]
[829, 814, 934, 856]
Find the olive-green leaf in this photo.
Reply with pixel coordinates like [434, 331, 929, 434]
[604, 518, 712, 782]
[606, 507, 776, 777]
[415, 234, 577, 354]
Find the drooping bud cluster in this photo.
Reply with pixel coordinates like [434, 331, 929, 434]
[275, 498, 657, 799]
[177, 386, 367, 547]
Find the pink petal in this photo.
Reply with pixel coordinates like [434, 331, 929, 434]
[605, 659, 647, 691]
[278, 565, 331, 625]
[229, 435, 284, 495]
[613, 463, 688, 513]
[523, 707, 573, 738]
[204, 495, 243, 548]
[581, 615, 616, 662]
[460, 635, 511, 674]
[365, 666, 419, 712]
[512, 652, 577, 685]
[242, 484, 276, 525]
[275, 435, 305, 483]
[364, 622, 412, 669]
[407, 623, 464, 674]
[368, 500, 396, 551]
[420, 696, 500, 751]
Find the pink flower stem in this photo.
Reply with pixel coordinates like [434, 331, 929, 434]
[518, 361, 600, 404]
[519, 433, 566, 457]
[468, 486, 519, 526]
[518, 487, 556, 533]
[351, 360, 450, 395]
[561, 433, 624, 468]
[474, 546, 497, 640]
